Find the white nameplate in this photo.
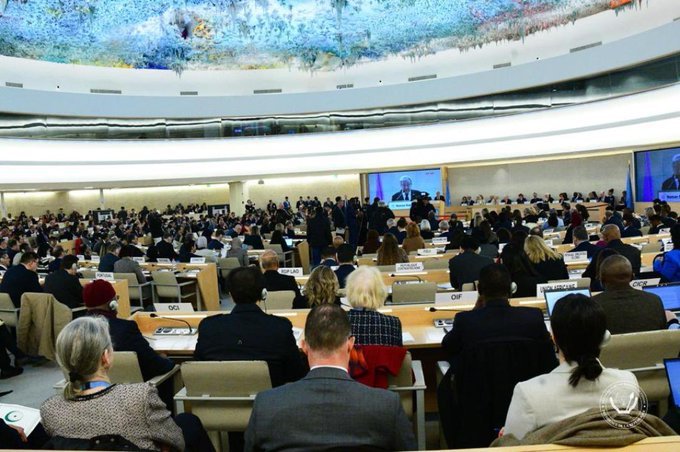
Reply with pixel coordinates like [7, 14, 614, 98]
[133, 257, 145, 264]
[190, 257, 206, 264]
[95, 272, 114, 281]
[659, 228, 671, 235]
[417, 248, 438, 256]
[154, 303, 195, 313]
[536, 281, 578, 298]
[564, 251, 588, 263]
[630, 278, 661, 290]
[90, 255, 100, 263]
[76, 255, 85, 261]
[435, 291, 478, 305]
[157, 258, 171, 264]
[544, 238, 554, 247]
[662, 238, 674, 253]
[278, 267, 303, 277]
[396, 262, 425, 273]
[432, 237, 448, 245]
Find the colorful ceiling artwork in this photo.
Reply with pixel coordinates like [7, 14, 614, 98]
[0, 1, 641, 72]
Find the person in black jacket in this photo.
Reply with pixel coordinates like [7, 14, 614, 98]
[568, 226, 599, 259]
[98, 242, 121, 272]
[82, 280, 175, 405]
[448, 236, 494, 290]
[43, 255, 83, 309]
[243, 225, 265, 250]
[0, 252, 42, 308]
[260, 250, 305, 309]
[156, 233, 179, 261]
[583, 224, 642, 278]
[306, 206, 333, 267]
[331, 197, 346, 233]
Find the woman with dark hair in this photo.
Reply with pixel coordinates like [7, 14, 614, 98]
[653, 224, 680, 283]
[243, 225, 265, 250]
[503, 294, 638, 439]
[269, 229, 291, 254]
[376, 233, 408, 266]
[501, 246, 546, 298]
[361, 229, 381, 255]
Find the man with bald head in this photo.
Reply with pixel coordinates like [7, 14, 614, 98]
[260, 249, 305, 309]
[592, 255, 669, 334]
[599, 224, 642, 276]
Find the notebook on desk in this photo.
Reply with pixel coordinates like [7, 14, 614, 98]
[643, 284, 680, 313]
[543, 288, 591, 318]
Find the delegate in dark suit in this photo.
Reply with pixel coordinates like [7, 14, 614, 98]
[592, 288, 667, 334]
[662, 176, 680, 191]
[391, 189, 424, 201]
[194, 304, 305, 387]
[448, 251, 493, 290]
[570, 241, 599, 259]
[244, 367, 416, 452]
[156, 240, 179, 260]
[97, 252, 119, 272]
[334, 264, 355, 289]
[262, 270, 306, 309]
[0, 264, 42, 308]
[43, 269, 83, 309]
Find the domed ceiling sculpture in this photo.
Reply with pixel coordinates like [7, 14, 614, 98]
[0, 0, 641, 73]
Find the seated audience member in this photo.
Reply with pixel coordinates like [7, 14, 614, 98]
[245, 304, 416, 452]
[47, 246, 64, 273]
[145, 241, 159, 262]
[334, 244, 356, 289]
[524, 235, 569, 281]
[448, 236, 493, 291]
[83, 280, 174, 383]
[401, 222, 425, 254]
[376, 233, 408, 266]
[501, 247, 546, 298]
[0, 252, 9, 272]
[243, 225, 265, 250]
[178, 239, 200, 263]
[41, 316, 213, 452]
[113, 246, 146, 283]
[269, 229, 291, 254]
[300, 266, 340, 309]
[12, 243, 31, 267]
[207, 229, 225, 251]
[386, 218, 399, 237]
[569, 226, 598, 259]
[654, 224, 680, 283]
[648, 214, 663, 235]
[621, 213, 642, 238]
[44, 255, 83, 309]
[120, 234, 145, 258]
[528, 226, 543, 238]
[260, 249, 305, 308]
[6, 239, 19, 264]
[0, 320, 24, 379]
[346, 266, 402, 346]
[585, 224, 642, 277]
[503, 294, 638, 440]
[332, 235, 345, 249]
[194, 267, 305, 387]
[361, 229, 381, 254]
[419, 219, 434, 240]
[319, 246, 338, 267]
[593, 255, 673, 334]
[227, 237, 248, 267]
[0, 251, 42, 308]
[156, 233, 179, 261]
[98, 242, 121, 272]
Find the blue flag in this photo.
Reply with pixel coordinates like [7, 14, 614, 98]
[445, 183, 451, 207]
[626, 164, 634, 209]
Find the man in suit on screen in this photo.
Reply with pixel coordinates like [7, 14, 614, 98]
[661, 154, 680, 191]
[391, 175, 424, 201]
[244, 304, 416, 452]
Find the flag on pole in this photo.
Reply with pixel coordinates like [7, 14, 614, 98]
[625, 162, 634, 209]
[445, 183, 451, 207]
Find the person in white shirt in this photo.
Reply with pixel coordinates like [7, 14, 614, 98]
[503, 293, 638, 439]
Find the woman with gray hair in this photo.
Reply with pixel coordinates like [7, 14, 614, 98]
[41, 317, 213, 451]
[419, 219, 434, 240]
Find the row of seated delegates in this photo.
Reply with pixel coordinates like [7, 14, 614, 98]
[459, 188, 626, 207]
[38, 316, 215, 451]
[245, 304, 416, 451]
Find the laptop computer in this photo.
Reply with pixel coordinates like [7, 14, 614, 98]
[643, 284, 680, 312]
[543, 288, 591, 318]
[285, 238, 294, 247]
[664, 358, 680, 409]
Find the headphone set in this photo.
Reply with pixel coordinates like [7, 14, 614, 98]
[109, 297, 119, 312]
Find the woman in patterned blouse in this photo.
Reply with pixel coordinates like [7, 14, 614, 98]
[346, 266, 403, 347]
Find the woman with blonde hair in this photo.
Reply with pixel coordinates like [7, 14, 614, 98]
[376, 233, 409, 266]
[402, 222, 425, 254]
[524, 235, 569, 281]
[346, 266, 402, 346]
[299, 265, 340, 309]
[41, 316, 213, 451]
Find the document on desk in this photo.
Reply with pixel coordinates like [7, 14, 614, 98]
[426, 328, 446, 344]
[402, 332, 415, 343]
[0, 404, 41, 436]
[148, 335, 198, 351]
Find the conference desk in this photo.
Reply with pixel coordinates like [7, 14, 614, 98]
[444, 202, 609, 222]
[295, 268, 453, 286]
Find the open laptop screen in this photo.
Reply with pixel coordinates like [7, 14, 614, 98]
[285, 238, 294, 247]
[643, 285, 680, 311]
[665, 358, 680, 409]
[544, 288, 591, 317]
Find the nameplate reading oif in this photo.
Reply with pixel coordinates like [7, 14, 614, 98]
[435, 291, 477, 305]
[630, 278, 661, 290]
[278, 267, 303, 277]
[536, 281, 577, 298]
[395, 262, 425, 273]
[95, 272, 114, 281]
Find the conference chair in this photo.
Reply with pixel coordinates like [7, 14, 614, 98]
[0, 293, 19, 328]
[264, 290, 295, 310]
[17, 293, 79, 361]
[79, 269, 97, 279]
[391, 282, 437, 304]
[217, 257, 241, 291]
[599, 329, 680, 414]
[387, 352, 427, 450]
[461, 282, 477, 292]
[423, 259, 450, 270]
[151, 271, 201, 310]
[265, 243, 293, 267]
[54, 351, 180, 393]
[175, 361, 272, 452]
[479, 244, 498, 259]
[547, 277, 591, 289]
[114, 273, 152, 311]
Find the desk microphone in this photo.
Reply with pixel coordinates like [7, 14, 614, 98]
[149, 313, 194, 334]
[389, 274, 423, 282]
[428, 306, 461, 312]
